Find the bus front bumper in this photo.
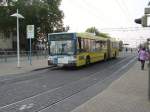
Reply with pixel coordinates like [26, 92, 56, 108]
[48, 60, 76, 67]
[59, 63, 76, 67]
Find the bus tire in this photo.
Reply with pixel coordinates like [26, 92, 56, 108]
[86, 56, 90, 65]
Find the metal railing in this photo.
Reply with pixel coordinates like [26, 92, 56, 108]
[0, 50, 48, 63]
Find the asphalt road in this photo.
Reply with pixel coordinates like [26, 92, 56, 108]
[0, 53, 136, 112]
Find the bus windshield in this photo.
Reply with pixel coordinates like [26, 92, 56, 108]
[48, 33, 76, 55]
[50, 40, 74, 55]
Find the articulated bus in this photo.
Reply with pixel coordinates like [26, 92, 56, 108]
[47, 32, 120, 67]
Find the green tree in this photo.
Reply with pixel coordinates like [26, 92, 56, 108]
[0, 0, 64, 49]
[85, 27, 99, 35]
[10, 0, 64, 33]
[0, 6, 16, 35]
[85, 27, 110, 38]
[98, 32, 110, 38]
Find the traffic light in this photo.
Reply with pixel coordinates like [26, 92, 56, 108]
[135, 18, 141, 24]
[134, 7, 150, 27]
[134, 15, 147, 27]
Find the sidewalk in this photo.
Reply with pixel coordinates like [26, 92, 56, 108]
[0, 51, 134, 76]
[71, 62, 150, 112]
[0, 58, 49, 76]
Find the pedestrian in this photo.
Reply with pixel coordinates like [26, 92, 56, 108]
[138, 47, 149, 70]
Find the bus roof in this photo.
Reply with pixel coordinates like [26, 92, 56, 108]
[77, 33, 108, 41]
[109, 38, 120, 42]
[48, 32, 119, 42]
[48, 32, 75, 35]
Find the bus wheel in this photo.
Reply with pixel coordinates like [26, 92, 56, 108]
[86, 56, 90, 65]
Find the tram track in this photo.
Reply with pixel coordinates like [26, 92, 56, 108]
[0, 57, 126, 108]
[0, 56, 126, 87]
[0, 55, 136, 112]
[39, 57, 136, 112]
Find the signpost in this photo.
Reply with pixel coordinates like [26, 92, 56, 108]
[27, 25, 34, 65]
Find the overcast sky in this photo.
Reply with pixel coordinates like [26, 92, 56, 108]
[60, 0, 150, 47]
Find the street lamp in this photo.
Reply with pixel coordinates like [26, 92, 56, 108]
[11, 9, 24, 68]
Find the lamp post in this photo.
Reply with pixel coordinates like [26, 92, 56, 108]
[11, 9, 24, 68]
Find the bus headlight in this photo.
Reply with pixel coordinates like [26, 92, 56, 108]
[48, 56, 53, 65]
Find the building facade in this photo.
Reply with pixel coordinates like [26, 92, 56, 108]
[0, 31, 13, 50]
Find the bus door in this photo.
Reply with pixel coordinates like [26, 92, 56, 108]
[76, 37, 87, 66]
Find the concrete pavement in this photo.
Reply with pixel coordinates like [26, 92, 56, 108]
[71, 62, 150, 112]
[0, 54, 150, 112]
[0, 51, 134, 76]
[0, 57, 49, 76]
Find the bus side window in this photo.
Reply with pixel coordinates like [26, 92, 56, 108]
[78, 37, 81, 48]
[90, 40, 96, 52]
[77, 37, 86, 53]
[103, 41, 107, 48]
[100, 41, 107, 49]
[100, 41, 103, 49]
[84, 39, 90, 52]
[96, 41, 101, 51]
[77, 37, 81, 53]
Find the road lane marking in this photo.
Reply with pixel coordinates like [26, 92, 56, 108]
[19, 103, 34, 110]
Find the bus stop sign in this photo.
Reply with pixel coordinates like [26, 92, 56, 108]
[27, 25, 34, 39]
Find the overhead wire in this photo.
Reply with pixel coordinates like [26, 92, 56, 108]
[121, 0, 134, 23]
[62, 0, 105, 31]
[63, 0, 140, 31]
[114, 0, 132, 25]
[81, 0, 112, 26]
[62, 0, 150, 45]
[81, 0, 136, 29]
[67, 0, 107, 27]
[100, 27, 150, 31]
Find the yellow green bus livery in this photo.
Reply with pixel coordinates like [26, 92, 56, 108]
[48, 32, 120, 67]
